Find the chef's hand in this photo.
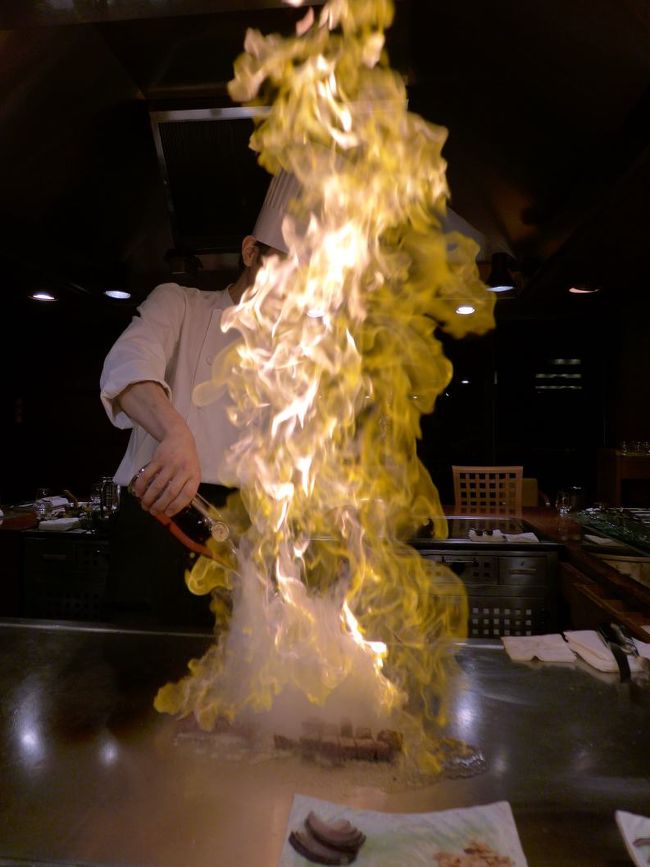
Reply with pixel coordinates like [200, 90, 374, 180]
[137, 430, 201, 517]
[118, 381, 201, 516]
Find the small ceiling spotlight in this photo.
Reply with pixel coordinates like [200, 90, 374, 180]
[568, 285, 599, 295]
[104, 289, 132, 300]
[486, 252, 516, 293]
[456, 305, 476, 315]
[30, 291, 56, 302]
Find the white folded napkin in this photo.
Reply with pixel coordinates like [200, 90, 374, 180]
[633, 638, 650, 660]
[502, 634, 576, 662]
[38, 517, 80, 533]
[504, 531, 539, 543]
[615, 810, 650, 867]
[42, 496, 70, 508]
[563, 629, 643, 673]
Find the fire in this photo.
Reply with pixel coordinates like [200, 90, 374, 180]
[155, 0, 495, 775]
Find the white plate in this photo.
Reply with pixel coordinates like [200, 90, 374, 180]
[278, 795, 528, 866]
[616, 811, 650, 867]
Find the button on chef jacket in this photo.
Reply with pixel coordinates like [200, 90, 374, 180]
[100, 282, 243, 488]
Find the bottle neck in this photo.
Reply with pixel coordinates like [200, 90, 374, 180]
[190, 492, 215, 522]
[189, 493, 230, 542]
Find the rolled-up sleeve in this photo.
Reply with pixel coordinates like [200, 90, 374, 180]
[100, 283, 187, 429]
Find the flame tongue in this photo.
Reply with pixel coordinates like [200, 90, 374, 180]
[156, 0, 494, 774]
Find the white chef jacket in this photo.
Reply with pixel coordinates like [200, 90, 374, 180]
[100, 282, 243, 487]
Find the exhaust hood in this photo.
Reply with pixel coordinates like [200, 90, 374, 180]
[149, 106, 271, 256]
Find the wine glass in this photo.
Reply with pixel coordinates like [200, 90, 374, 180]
[34, 487, 52, 519]
[555, 490, 570, 517]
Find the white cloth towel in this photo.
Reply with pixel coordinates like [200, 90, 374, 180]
[38, 517, 80, 533]
[633, 637, 650, 660]
[501, 634, 576, 662]
[504, 532, 539, 543]
[468, 530, 539, 543]
[563, 629, 644, 673]
[41, 496, 70, 509]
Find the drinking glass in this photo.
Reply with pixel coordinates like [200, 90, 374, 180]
[555, 491, 570, 517]
[34, 487, 52, 519]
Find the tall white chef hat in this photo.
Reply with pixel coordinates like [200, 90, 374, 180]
[252, 170, 302, 254]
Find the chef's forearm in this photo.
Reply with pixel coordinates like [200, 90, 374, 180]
[118, 380, 201, 514]
[116, 380, 188, 443]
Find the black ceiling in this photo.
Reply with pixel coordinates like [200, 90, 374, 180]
[1, 0, 649, 315]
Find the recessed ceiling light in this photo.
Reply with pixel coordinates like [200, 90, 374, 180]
[568, 286, 599, 294]
[30, 291, 56, 302]
[486, 252, 516, 294]
[104, 289, 131, 300]
[456, 305, 475, 315]
[461, 379, 470, 384]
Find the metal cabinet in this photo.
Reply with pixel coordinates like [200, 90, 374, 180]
[418, 546, 559, 638]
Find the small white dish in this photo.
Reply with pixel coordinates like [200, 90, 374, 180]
[615, 810, 650, 867]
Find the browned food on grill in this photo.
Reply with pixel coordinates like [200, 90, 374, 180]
[321, 734, 340, 759]
[339, 736, 356, 759]
[355, 737, 377, 760]
[340, 718, 354, 738]
[275, 719, 402, 763]
[373, 739, 391, 760]
[433, 839, 514, 866]
[377, 728, 403, 751]
[306, 811, 366, 853]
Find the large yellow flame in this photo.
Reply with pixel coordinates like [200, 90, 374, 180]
[155, 0, 495, 776]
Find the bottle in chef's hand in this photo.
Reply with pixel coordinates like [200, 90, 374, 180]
[128, 467, 236, 568]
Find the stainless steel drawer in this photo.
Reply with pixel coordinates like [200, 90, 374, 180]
[498, 555, 547, 586]
[422, 553, 498, 584]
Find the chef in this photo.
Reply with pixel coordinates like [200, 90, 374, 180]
[99, 171, 299, 626]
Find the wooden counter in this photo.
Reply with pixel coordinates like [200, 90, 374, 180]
[523, 506, 650, 639]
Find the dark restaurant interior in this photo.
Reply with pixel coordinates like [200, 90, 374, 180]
[1, 0, 649, 505]
[0, 2, 649, 864]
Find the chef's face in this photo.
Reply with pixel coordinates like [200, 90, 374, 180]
[241, 235, 287, 285]
[253, 240, 287, 265]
